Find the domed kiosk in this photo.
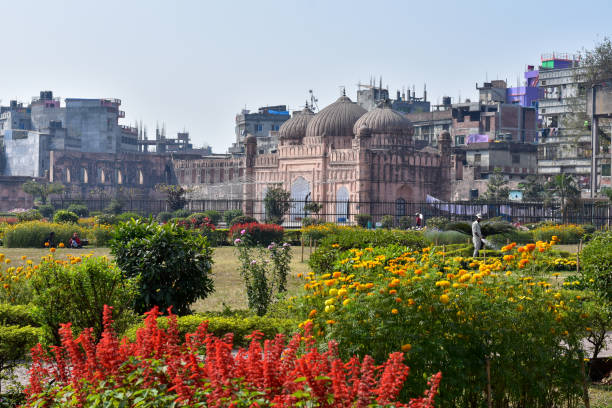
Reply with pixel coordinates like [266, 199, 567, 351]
[279, 106, 315, 144]
[305, 95, 366, 144]
[353, 100, 413, 146]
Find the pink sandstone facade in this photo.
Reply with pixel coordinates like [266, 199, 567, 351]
[177, 96, 453, 222]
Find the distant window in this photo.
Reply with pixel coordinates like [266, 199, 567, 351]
[512, 154, 520, 164]
[455, 135, 465, 145]
[255, 124, 263, 132]
[474, 154, 481, 163]
[603, 164, 611, 177]
[395, 198, 406, 217]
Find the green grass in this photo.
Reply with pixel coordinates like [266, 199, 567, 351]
[0, 245, 313, 313]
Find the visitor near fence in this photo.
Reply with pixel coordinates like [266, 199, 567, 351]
[472, 213, 484, 257]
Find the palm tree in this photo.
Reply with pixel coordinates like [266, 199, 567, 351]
[546, 174, 580, 223]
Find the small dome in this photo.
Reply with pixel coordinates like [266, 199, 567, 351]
[279, 107, 315, 139]
[305, 95, 367, 137]
[352, 102, 413, 135]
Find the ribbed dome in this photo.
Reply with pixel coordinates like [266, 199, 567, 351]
[279, 107, 315, 139]
[353, 103, 413, 135]
[305, 96, 367, 137]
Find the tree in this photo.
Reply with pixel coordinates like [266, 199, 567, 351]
[518, 175, 546, 202]
[547, 174, 581, 222]
[156, 184, 187, 211]
[22, 180, 64, 205]
[580, 36, 612, 87]
[602, 187, 612, 202]
[264, 186, 291, 225]
[484, 168, 509, 201]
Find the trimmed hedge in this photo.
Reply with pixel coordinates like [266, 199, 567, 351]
[123, 314, 297, 348]
[424, 230, 471, 245]
[3, 221, 88, 248]
[0, 304, 39, 327]
[53, 210, 79, 224]
[318, 228, 425, 251]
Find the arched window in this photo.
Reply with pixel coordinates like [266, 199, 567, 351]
[395, 198, 407, 217]
[336, 186, 349, 223]
[139, 170, 144, 185]
[290, 177, 310, 222]
[65, 168, 71, 183]
[81, 168, 88, 184]
[117, 170, 123, 185]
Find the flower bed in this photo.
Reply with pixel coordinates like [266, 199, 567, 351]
[292, 240, 600, 407]
[24, 305, 442, 407]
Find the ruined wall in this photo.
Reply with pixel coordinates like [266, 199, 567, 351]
[49, 150, 172, 199]
[0, 176, 38, 211]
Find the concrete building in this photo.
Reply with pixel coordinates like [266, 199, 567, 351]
[356, 79, 430, 113]
[451, 102, 538, 146]
[230, 105, 290, 154]
[405, 109, 452, 147]
[451, 141, 538, 200]
[536, 54, 592, 188]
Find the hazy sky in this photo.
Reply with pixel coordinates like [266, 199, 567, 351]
[2, 0, 610, 152]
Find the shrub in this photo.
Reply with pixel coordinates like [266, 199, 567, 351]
[24, 307, 442, 408]
[532, 224, 585, 244]
[234, 240, 292, 315]
[424, 230, 471, 245]
[295, 244, 602, 407]
[487, 230, 534, 248]
[355, 214, 372, 228]
[31, 256, 137, 344]
[156, 211, 173, 223]
[318, 228, 425, 252]
[581, 230, 612, 301]
[443, 221, 472, 235]
[66, 204, 89, 217]
[116, 211, 142, 223]
[223, 209, 243, 225]
[264, 187, 291, 225]
[17, 209, 42, 222]
[398, 216, 412, 229]
[380, 215, 394, 229]
[230, 215, 258, 226]
[230, 222, 284, 246]
[172, 208, 191, 218]
[202, 210, 222, 225]
[104, 199, 124, 215]
[301, 216, 323, 227]
[91, 224, 114, 247]
[2, 221, 88, 248]
[111, 218, 214, 315]
[0, 304, 38, 327]
[480, 220, 515, 236]
[0, 325, 42, 390]
[53, 210, 79, 224]
[36, 204, 54, 219]
[425, 216, 448, 230]
[94, 213, 118, 225]
[284, 229, 302, 245]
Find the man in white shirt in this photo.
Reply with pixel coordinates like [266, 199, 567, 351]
[472, 213, 483, 257]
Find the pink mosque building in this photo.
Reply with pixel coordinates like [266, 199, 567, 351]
[175, 95, 453, 223]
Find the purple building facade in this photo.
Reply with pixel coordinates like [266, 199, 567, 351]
[506, 66, 544, 108]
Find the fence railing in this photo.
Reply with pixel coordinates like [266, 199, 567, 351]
[50, 198, 612, 228]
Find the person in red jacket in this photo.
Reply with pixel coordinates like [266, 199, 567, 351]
[69, 232, 82, 248]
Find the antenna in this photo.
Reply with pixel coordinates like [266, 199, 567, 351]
[308, 89, 319, 111]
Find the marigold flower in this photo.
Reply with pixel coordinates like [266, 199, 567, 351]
[58, 242, 65, 248]
[50, 248, 56, 253]
[391, 309, 398, 314]
[439, 294, 450, 304]
[401, 343, 412, 352]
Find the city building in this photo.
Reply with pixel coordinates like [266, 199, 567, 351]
[230, 105, 290, 154]
[405, 108, 452, 147]
[356, 79, 430, 113]
[536, 53, 591, 188]
[451, 141, 538, 200]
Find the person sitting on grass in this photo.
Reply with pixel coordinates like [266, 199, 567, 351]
[43, 231, 55, 248]
[68, 232, 82, 249]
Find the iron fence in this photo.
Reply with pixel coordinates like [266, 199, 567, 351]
[51, 197, 612, 228]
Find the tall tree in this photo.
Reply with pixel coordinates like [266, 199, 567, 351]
[518, 175, 546, 202]
[156, 184, 188, 211]
[484, 168, 509, 202]
[547, 174, 581, 222]
[581, 37, 612, 87]
[264, 186, 291, 225]
[22, 180, 64, 205]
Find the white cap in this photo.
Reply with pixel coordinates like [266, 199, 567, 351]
[476, 213, 483, 219]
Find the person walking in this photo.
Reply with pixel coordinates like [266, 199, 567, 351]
[472, 213, 484, 257]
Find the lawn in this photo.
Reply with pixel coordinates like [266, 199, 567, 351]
[0, 245, 313, 313]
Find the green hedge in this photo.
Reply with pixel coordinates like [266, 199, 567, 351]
[3, 222, 88, 248]
[424, 229, 471, 245]
[319, 228, 425, 251]
[0, 304, 39, 327]
[124, 314, 297, 348]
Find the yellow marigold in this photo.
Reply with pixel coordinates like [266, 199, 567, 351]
[502, 255, 514, 262]
[308, 309, 317, 318]
[391, 309, 399, 314]
[332, 271, 342, 278]
[401, 343, 412, 352]
[326, 320, 336, 325]
[20, 255, 27, 260]
[58, 242, 65, 248]
[329, 288, 338, 296]
[435, 280, 451, 288]
[439, 294, 450, 304]
[331, 244, 340, 248]
[338, 288, 348, 297]
[342, 298, 351, 306]
[50, 248, 56, 253]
